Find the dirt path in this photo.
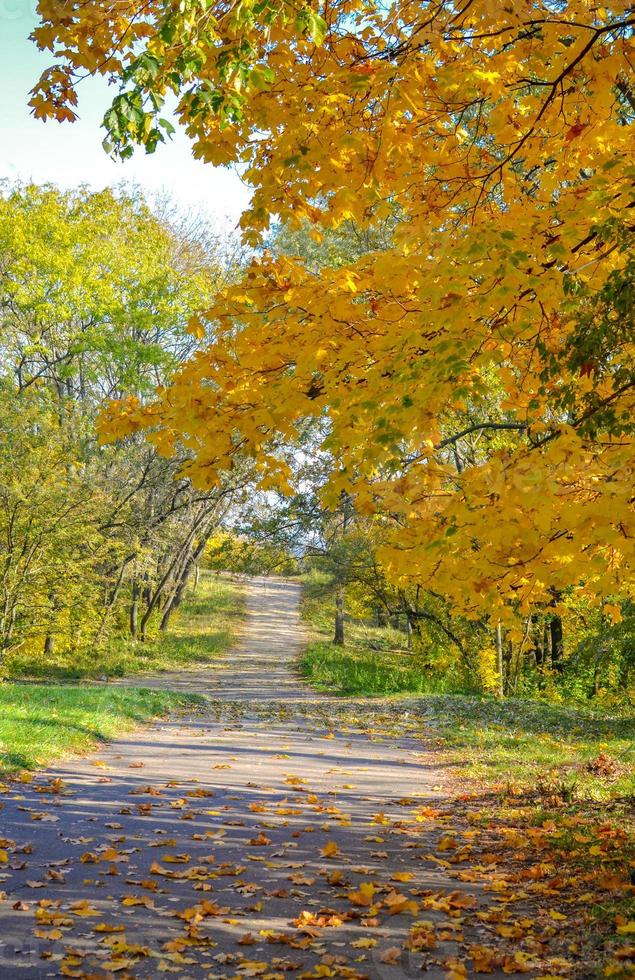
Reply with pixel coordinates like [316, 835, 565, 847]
[0, 579, 535, 978]
[116, 577, 314, 702]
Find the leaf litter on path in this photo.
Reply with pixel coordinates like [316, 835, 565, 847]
[0, 578, 631, 979]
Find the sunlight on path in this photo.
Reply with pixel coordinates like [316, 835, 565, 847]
[122, 577, 314, 701]
[0, 579, 538, 978]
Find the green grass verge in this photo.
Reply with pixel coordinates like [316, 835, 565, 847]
[416, 694, 635, 801]
[0, 685, 203, 775]
[299, 570, 446, 696]
[300, 641, 443, 696]
[7, 573, 244, 681]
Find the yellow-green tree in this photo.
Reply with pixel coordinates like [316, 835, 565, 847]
[0, 185, 249, 667]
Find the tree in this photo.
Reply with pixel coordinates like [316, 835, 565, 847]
[0, 386, 110, 665]
[0, 184, 250, 668]
[0, 182, 220, 401]
[32, 2, 635, 636]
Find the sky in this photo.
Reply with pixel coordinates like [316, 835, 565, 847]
[0, 1, 252, 232]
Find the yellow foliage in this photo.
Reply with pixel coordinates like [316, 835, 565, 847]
[476, 649, 501, 696]
[37, 0, 635, 620]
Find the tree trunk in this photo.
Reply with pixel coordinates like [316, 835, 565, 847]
[333, 589, 345, 645]
[130, 580, 140, 640]
[140, 517, 208, 640]
[95, 561, 130, 644]
[495, 623, 505, 698]
[160, 577, 188, 633]
[160, 533, 211, 633]
[531, 614, 545, 666]
[44, 633, 54, 656]
[0, 602, 17, 670]
[193, 564, 200, 591]
[404, 605, 421, 651]
[504, 638, 514, 693]
[550, 615, 564, 671]
[160, 579, 190, 633]
[544, 623, 552, 659]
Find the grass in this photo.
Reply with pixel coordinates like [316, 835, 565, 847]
[301, 642, 446, 695]
[0, 571, 243, 775]
[299, 570, 440, 696]
[0, 685, 203, 775]
[7, 572, 245, 681]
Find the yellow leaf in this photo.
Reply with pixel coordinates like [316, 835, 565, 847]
[348, 882, 376, 907]
[186, 314, 206, 339]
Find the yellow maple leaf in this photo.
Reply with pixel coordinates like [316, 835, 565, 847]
[348, 882, 376, 907]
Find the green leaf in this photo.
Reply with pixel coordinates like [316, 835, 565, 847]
[308, 11, 327, 45]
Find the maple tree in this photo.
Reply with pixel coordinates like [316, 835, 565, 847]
[30, 3, 634, 636]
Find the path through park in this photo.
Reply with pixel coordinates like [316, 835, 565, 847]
[0, 580, 544, 978]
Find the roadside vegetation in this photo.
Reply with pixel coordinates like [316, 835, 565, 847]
[0, 573, 242, 774]
[0, 185, 253, 677]
[297, 568, 635, 963]
[6, 573, 244, 681]
[299, 569, 635, 802]
[0, 186, 249, 776]
[300, 569, 453, 696]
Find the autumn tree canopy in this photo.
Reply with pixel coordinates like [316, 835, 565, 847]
[31, 0, 635, 629]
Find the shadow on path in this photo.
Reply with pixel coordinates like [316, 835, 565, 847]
[0, 578, 537, 979]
